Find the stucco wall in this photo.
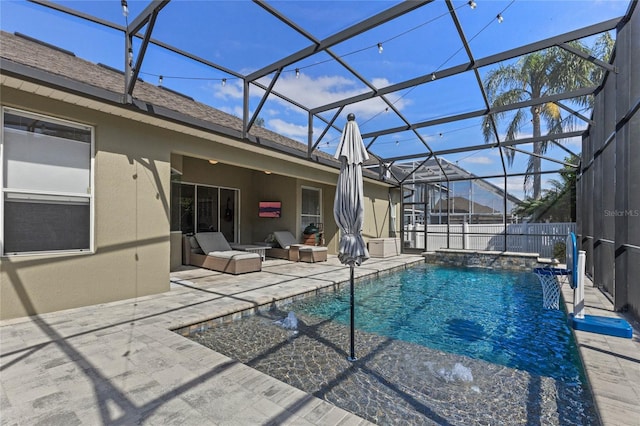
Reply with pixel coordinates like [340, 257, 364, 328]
[1, 88, 171, 319]
[362, 182, 397, 241]
[250, 173, 301, 244]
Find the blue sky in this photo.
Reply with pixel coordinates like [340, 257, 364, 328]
[0, 0, 631, 199]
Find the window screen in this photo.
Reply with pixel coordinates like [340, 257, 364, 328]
[301, 187, 321, 230]
[2, 109, 93, 255]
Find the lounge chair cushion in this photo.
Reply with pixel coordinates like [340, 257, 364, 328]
[196, 232, 232, 253]
[273, 231, 298, 249]
[207, 251, 258, 260]
[298, 246, 328, 253]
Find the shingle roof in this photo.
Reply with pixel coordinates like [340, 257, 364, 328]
[0, 31, 339, 165]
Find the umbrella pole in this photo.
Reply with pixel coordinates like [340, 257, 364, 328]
[348, 264, 357, 362]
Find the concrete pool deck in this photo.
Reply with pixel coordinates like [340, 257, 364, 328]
[0, 254, 638, 425]
[560, 276, 640, 426]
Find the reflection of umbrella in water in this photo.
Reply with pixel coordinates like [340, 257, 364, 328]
[333, 113, 370, 361]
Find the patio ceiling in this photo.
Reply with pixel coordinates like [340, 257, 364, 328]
[4, 0, 636, 192]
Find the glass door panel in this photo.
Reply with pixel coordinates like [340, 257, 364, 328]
[197, 186, 218, 233]
[219, 188, 237, 243]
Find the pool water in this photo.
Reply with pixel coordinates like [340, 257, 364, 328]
[297, 264, 581, 381]
[189, 264, 598, 425]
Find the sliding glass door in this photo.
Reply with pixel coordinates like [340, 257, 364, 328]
[171, 182, 238, 243]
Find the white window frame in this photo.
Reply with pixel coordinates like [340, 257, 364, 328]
[1, 107, 95, 256]
[300, 186, 322, 231]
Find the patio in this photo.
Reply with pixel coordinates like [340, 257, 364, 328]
[1, 254, 638, 425]
[0, 255, 420, 425]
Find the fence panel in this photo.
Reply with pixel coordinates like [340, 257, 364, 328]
[410, 222, 576, 257]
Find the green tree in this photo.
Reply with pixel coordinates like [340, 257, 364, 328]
[482, 35, 611, 199]
[513, 155, 578, 222]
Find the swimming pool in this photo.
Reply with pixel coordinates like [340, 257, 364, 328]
[190, 264, 598, 425]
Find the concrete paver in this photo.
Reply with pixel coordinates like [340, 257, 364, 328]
[2, 256, 411, 426]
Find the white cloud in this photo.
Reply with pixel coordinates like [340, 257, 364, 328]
[210, 80, 243, 100]
[268, 74, 359, 108]
[268, 118, 325, 143]
[208, 72, 411, 123]
[486, 176, 526, 199]
[242, 74, 408, 119]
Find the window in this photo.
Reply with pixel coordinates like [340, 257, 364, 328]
[170, 182, 239, 243]
[1, 108, 93, 255]
[301, 186, 321, 231]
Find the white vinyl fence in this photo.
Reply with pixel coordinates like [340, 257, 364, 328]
[404, 222, 576, 258]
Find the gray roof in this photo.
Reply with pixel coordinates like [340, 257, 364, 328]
[0, 31, 343, 170]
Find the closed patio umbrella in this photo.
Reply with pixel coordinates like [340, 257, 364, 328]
[333, 113, 370, 361]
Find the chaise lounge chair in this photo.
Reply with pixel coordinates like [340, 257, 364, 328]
[268, 231, 327, 263]
[182, 232, 261, 274]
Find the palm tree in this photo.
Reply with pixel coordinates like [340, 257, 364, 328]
[512, 155, 578, 222]
[482, 37, 608, 199]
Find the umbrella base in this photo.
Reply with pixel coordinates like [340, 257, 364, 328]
[347, 356, 358, 362]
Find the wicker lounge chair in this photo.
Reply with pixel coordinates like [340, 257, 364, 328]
[182, 232, 261, 274]
[267, 231, 327, 263]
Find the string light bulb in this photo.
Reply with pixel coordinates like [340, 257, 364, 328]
[158, 75, 163, 86]
[377, 43, 383, 54]
[221, 78, 227, 87]
[497, 13, 504, 23]
[468, 1, 477, 9]
[121, 0, 129, 17]
[431, 72, 436, 81]
[395, 140, 399, 146]
[295, 68, 300, 79]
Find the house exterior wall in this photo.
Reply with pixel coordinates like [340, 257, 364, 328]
[1, 87, 397, 320]
[250, 172, 300, 244]
[1, 88, 171, 320]
[362, 182, 397, 240]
